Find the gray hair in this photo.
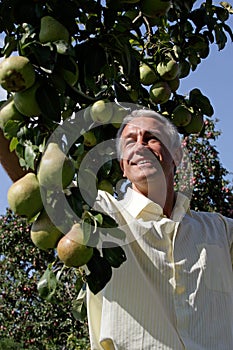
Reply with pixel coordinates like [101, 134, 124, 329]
[116, 108, 181, 160]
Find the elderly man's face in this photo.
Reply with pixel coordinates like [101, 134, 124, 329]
[119, 117, 177, 194]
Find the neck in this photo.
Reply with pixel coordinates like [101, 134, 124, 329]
[132, 174, 176, 218]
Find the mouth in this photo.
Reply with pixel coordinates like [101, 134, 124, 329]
[130, 154, 160, 167]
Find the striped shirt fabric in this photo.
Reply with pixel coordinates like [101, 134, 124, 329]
[86, 188, 233, 350]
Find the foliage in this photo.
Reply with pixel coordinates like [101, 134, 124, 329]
[0, 0, 233, 312]
[0, 209, 90, 349]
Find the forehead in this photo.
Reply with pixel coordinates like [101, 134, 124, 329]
[121, 116, 170, 145]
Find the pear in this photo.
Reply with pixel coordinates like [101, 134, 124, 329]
[183, 114, 204, 134]
[139, 63, 158, 86]
[57, 223, 93, 267]
[111, 104, 128, 128]
[0, 97, 24, 130]
[14, 82, 41, 117]
[141, 0, 171, 18]
[0, 56, 36, 93]
[149, 81, 171, 104]
[98, 179, 114, 195]
[37, 142, 75, 190]
[39, 16, 70, 44]
[157, 60, 180, 81]
[7, 173, 43, 219]
[83, 131, 97, 147]
[168, 76, 180, 92]
[59, 57, 79, 86]
[30, 209, 63, 250]
[171, 105, 192, 127]
[90, 100, 113, 123]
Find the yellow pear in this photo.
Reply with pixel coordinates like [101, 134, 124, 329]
[37, 142, 75, 190]
[57, 223, 93, 267]
[30, 209, 63, 250]
[0, 56, 36, 92]
[90, 100, 113, 123]
[7, 173, 43, 219]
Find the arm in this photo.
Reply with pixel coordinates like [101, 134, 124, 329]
[0, 129, 27, 182]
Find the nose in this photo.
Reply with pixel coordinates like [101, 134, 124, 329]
[134, 138, 149, 154]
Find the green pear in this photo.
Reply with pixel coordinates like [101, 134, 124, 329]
[141, 0, 171, 18]
[171, 105, 192, 127]
[0, 97, 24, 130]
[0, 56, 36, 93]
[139, 63, 158, 86]
[157, 60, 180, 81]
[83, 130, 97, 147]
[39, 16, 70, 43]
[149, 81, 171, 104]
[7, 173, 43, 219]
[30, 209, 63, 250]
[57, 223, 93, 267]
[183, 114, 204, 134]
[111, 104, 128, 128]
[179, 59, 191, 79]
[98, 179, 114, 195]
[38, 142, 75, 190]
[90, 100, 113, 123]
[14, 82, 41, 117]
[59, 57, 79, 86]
[168, 76, 180, 92]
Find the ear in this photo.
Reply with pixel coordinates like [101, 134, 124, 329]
[173, 146, 183, 167]
[120, 159, 126, 177]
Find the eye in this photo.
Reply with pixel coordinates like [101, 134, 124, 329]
[146, 134, 160, 143]
[124, 137, 136, 147]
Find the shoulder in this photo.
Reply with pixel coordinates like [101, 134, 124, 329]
[189, 210, 233, 244]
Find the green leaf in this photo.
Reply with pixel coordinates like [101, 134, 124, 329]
[3, 120, 22, 138]
[86, 250, 112, 294]
[24, 142, 38, 170]
[9, 137, 19, 152]
[102, 241, 127, 268]
[37, 266, 58, 303]
[94, 213, 103, 226]
[214, 25, 227, 50]
[189, 88, 214, 117]
[82, 220, 92, 245]
[71, 284, 87, 321]
[105, 227, 126, 240]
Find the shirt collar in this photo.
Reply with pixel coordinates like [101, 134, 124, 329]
[120, 187, 191, 222]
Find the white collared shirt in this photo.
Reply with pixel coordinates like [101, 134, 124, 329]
[87, 188, 233, 350]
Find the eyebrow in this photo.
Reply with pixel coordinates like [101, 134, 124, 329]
[122, 130, 161, 139]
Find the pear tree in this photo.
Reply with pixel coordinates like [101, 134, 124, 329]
[0, 0, 233, 296]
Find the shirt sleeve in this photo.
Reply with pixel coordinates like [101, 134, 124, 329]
[219, 214, 233, 265]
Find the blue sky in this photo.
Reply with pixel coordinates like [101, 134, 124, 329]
[1, 5, 233, 215]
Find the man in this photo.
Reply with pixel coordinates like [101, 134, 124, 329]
[1, 108, 233, 349]
[86, 109, 233, 350]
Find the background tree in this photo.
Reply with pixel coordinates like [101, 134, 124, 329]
[0, 209, 90, 349]
[0, 0, 233, 307]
